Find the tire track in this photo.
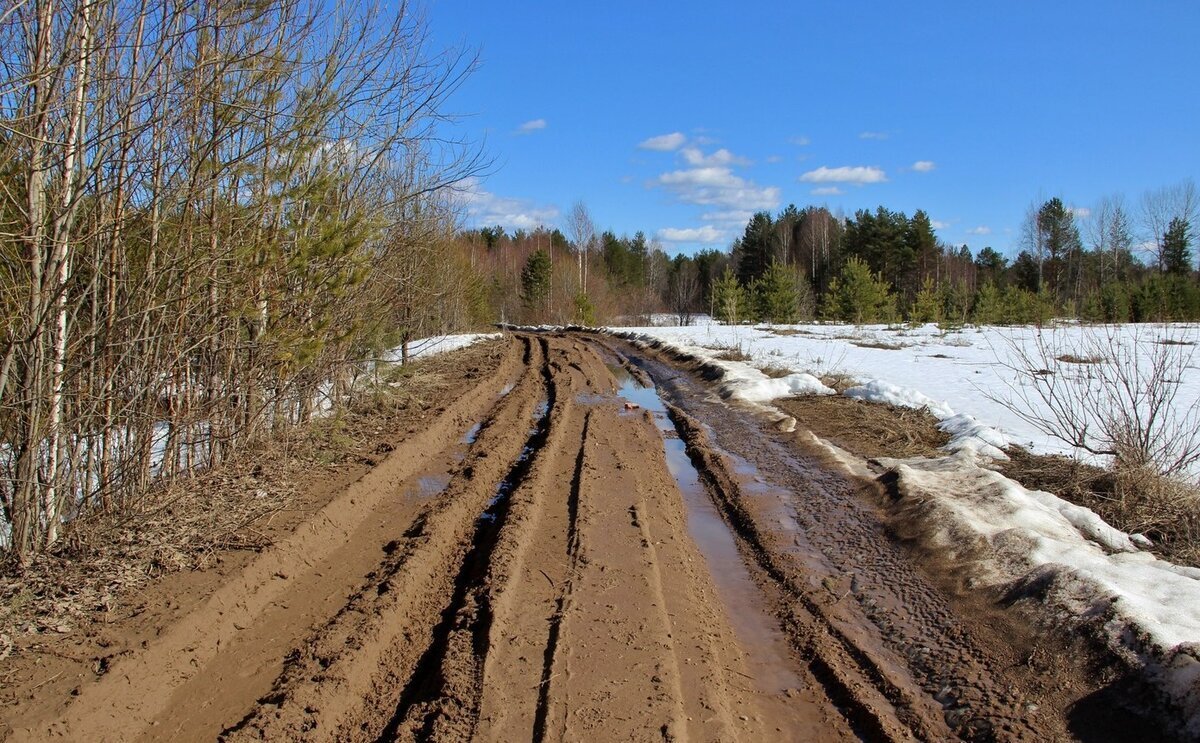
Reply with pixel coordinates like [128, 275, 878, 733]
[222, 336, 550, 742]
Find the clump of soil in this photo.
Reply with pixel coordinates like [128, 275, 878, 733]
[0, 339, 507, 645]
[777, 395, 948, 460]
[998, 448, 1200, 568]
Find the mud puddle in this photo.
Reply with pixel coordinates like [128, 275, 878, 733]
[403, 420, 486, 496]
[612, 367, 800, 694]
[718, 446, 838, 590]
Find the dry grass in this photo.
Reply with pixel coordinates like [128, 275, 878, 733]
[768, 328, 816, 337]
[817, 371, 857, 393]
[759, 364, 794, 379]
[0, 339, 506, 641]
[777, 395, 949, 460]
[850, 339, 908, 351]
[1055, 353, 1105, 364]
[703, 341, 752, 362]
[999, 448, 1200, 568]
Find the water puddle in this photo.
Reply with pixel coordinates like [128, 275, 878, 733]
[614, 373, 801, 695]
[461, 423, 482, 445]
[717, 447, 834, 581]
[482, 397, 552, 523]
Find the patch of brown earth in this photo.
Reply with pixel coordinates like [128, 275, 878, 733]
[1, 338, 517, 741]
[776, 394, 949, 459]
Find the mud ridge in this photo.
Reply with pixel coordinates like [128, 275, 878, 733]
[378, 341, 559, 740]
[220, 337, 551, 742]
[664, 399, 966, 740]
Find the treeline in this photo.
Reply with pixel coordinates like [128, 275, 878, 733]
[712, 184, 1199, 326]
[468, 182, 1196, 329]
[0, 0, 481, 559]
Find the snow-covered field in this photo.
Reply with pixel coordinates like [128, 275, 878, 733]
[607, 320, 1200, 734]
[614, 320, 1200, 468]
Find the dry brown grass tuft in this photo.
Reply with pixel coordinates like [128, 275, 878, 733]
[777, 395, 948, 460]
[1055, 353, 1105, 364]
[819, 372, 858, 394]
[850, 339, 908, 351]
[999, 448, 1200, 568]
[703, 341, 752, 362]
[768, 328, 815, 337]
[759, 364, 794, 379]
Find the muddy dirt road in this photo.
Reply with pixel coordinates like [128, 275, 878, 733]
[4, 332, 1175, 741]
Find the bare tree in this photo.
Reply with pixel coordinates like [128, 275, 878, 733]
[1087, 194, 1134, 283]
[566, 200, 596, 297]
[1141, 179, 1198, 271]
[0, 0, 484, 560]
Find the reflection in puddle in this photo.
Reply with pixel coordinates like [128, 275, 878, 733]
[614, 373, 801, 695]
[412, 473, 451, 497]
[461, 422, 482, 445]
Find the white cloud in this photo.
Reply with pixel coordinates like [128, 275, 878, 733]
[639, 132, 687, 151]
[1072, 206, 1092, 219]
[456, 177, 559, 231]
[789, 135, 811, 146]
[680, 147, 751, 167]
[799, 165, 888, 185]
[967, 225, 992, 236]
[653, 166, 780, 212]
[912, 160, 936, 172]
[657, 226, 725, 244]
[811, 187, 843, 196]
[859, 131, 890, 140]
[516, 118, 546, 135]
[700, 209, 755, 226]
[766, 154, 782, 164]
[931, 219, 951, 230]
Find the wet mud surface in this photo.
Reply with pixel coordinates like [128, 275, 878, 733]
[1, 331, 1180, 742]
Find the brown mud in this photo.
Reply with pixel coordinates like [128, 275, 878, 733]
[0, 331, 1180, 742]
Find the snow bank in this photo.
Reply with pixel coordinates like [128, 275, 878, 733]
[880, 452, 1200, 736]
[383, 332, 501, 362]
[608, 329, 834, 403]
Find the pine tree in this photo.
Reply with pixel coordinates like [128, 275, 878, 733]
[972, 283, 1004, 325]
[712, 268, 748, 324]
[735, 211, 776, 285]
[823, 257, 896, 323]
[521, 249, 551, 314]
[755, 262, 800, 324]
[908, 277, 941, 324]
[1162, 216, 1192, 275]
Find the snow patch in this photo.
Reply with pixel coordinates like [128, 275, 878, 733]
[880, 453, 1200, 735]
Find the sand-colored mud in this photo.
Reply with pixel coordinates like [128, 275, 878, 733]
[2, 331, 1178, 742]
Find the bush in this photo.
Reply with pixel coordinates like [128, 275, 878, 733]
[991, 325, 1200, 478]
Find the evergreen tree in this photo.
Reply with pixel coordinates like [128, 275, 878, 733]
[1162, 216, 1192, 275]
[712, 268, 748, 324]
[755, 262, 800, 324]
[823, 257, 896, 323]
[521, 249, 551, 313]
[735, 211, 776, 285]
[908, 277, 941, 324]
[972, 283, 1004, 325]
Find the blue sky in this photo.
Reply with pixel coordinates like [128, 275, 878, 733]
[426, 1, 1199, 258]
